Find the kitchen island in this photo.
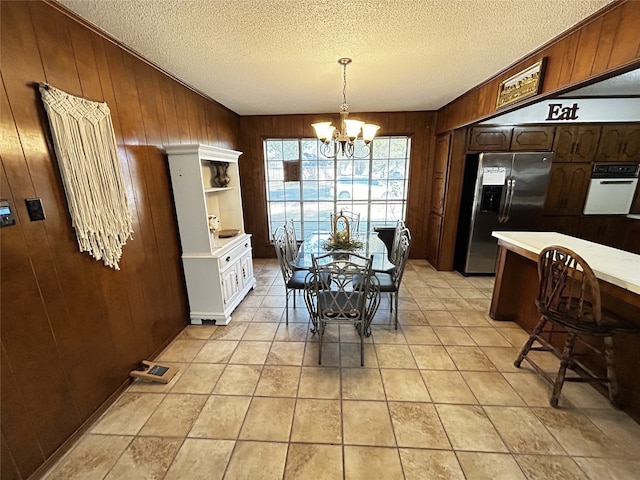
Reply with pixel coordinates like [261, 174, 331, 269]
[490, 231, 640, 421]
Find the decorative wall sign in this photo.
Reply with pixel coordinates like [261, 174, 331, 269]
[496, 58, 546, 109]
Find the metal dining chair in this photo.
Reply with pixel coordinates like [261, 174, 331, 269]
[273, 226, 308, 325]
[372, 225, 412, 329]
[514, 245, 640, 407]
[304, 252, 380, 366]
[283, 218, 302, 267]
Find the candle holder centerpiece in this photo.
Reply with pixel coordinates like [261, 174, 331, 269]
[322, 212, 363, 252]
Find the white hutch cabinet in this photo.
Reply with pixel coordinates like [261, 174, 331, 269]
[165, 144, 256, 325]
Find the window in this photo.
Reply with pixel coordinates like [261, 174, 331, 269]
[264, 136, 411, 241]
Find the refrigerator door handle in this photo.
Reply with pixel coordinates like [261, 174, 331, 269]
[498, 179, 512, 223]
[504, 177, 516, 222]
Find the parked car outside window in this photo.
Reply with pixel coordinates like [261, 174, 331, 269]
[333, 176, 387, 200]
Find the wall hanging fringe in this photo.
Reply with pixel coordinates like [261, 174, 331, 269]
[40, 84, 133, 270]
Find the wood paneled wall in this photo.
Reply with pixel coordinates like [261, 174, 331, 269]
[436, 0, 640, 133]
[0, 2, 239, 478]
[238, 112, 437, 259]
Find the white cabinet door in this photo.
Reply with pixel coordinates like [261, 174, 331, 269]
[222, 263, 241, 306]
[240, 251, 253, 288]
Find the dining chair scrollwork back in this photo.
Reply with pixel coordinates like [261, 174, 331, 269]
[304, 253, 380, 366]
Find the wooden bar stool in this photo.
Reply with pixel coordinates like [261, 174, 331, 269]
[514, 245, 640, 408]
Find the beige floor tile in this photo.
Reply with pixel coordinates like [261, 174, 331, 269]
[410, 345, 456, 370]
[343, 446, 404, 480]
[464, 327, 511, 347]
[266, 284, 286, 295]
[396, 310, 430, 325]
[370, 327, 408, 344]
[229, 340, 271, 364]
[208, 322, 249, 340]
[444, 298, 474, 311]
[433, 326, 476, 346]
[532, 407, 630, 458]
[274, 323, 310, 342]
[284, 443, 343, 480]
[261, 295, 287, 307]
[304, 341, 340, 366]
[239, 397, 295, 441]
[436, 404, 508, 452]
[290, 399, 341, 444]
[239, 294, 265, 308]
[582, 408, 640, 458]
[43, 434, 132, 480]
[420, 370, 477, 404]
[188, 395, 251, 439]
[91, 393, 165, 435]
[495, 326, 530, 347]
[340, 343, 379, 367]
[164, 438, 234, 480]
[250, 307, 284, 323]
[381, 369, 431, 402]
[455, 288, 487, 299]
[342, 400, 396, 446]
[574, 457, 640, 480]
[242, 322, 279, 340]
[561, 381, 614, 409]
[431, 287, 462, 299]
[501, 372, 564, 408]
[480, 346, 522, 373]
[396, 297, 422, 311]
[466, 298, 491, 311]
[255, 365, 301, 397]
[423, 310, 459, 326]
[139, 393, 206, 437]
[456, 452, 526, 480]
[446, 346, 497, 371]
[224, 441, 288, 480]
[401, 326, 441, 345]
[414, 297, 447, 310]
[388, 402, 450, 449]
[342, 367, 386, 400]
[484, 406, 566, 455]
[298, 367, 341, 399]
[212, 364, 262, 395]
[193, 340, 238, 363]
[266, 341, 306, 365]
[156, 339, 206, 362]
[104, 436, 182, 480]
[399, 448, 464, 480]
[515, 454, 588, 480]
[179, 325, 216, 340]
[231, 307, 258, 322]
[461, 371, 525, 406]
[340, 324, 374, 343]
[170, 363, 225, 394]
[450, 311, 493, 327]
[375, 344, 418, 368]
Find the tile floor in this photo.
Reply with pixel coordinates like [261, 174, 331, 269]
[43, 259, 640, 480]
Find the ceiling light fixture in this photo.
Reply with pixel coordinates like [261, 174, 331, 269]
[312, 58, 380, 159]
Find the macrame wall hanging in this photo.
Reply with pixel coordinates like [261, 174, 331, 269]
[40, 84, 133, 270]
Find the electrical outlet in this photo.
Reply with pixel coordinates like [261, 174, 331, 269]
[25, 198, 45, 221]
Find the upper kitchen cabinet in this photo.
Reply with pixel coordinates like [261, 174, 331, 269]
[467, 126, 512, 151]
[552, 125, 601, 162]
[468, 126, 556, 152]
[595, 124, 640, 162]
[510, 126, 555, 151]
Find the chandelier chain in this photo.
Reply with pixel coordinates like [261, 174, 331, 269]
[342, 61, 348, 109]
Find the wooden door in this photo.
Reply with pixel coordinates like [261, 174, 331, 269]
[467, 127, 512, 151]
[553, 125, 601, 162]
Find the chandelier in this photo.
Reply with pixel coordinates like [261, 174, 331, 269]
[312, 58, 380, 159]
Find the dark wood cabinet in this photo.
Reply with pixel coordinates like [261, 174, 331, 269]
[552, 125, 601, 162]
[511, 126, 555, 151]
[538, 215, 581, 236]
[468, 126, 512, 151]
[595, 124, 640, 162]
[431, 176, 446, 215]
[433, 134, 451, 176]
[543, 162, 591, 215]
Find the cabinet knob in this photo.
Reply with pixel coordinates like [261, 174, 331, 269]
[225, 256, 231, 262]
[244, 243, 248, 248]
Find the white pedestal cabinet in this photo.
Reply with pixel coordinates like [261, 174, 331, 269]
[165, 144, 256, 325]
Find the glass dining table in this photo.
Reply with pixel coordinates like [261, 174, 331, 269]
[294, 232, 395, 271]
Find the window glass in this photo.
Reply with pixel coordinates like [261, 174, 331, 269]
[264, 136, 411, 241]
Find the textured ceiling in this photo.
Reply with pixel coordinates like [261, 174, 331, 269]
[58, 0, 615, 115]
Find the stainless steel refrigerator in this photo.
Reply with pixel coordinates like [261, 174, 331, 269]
[454, 152, 553, 275]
